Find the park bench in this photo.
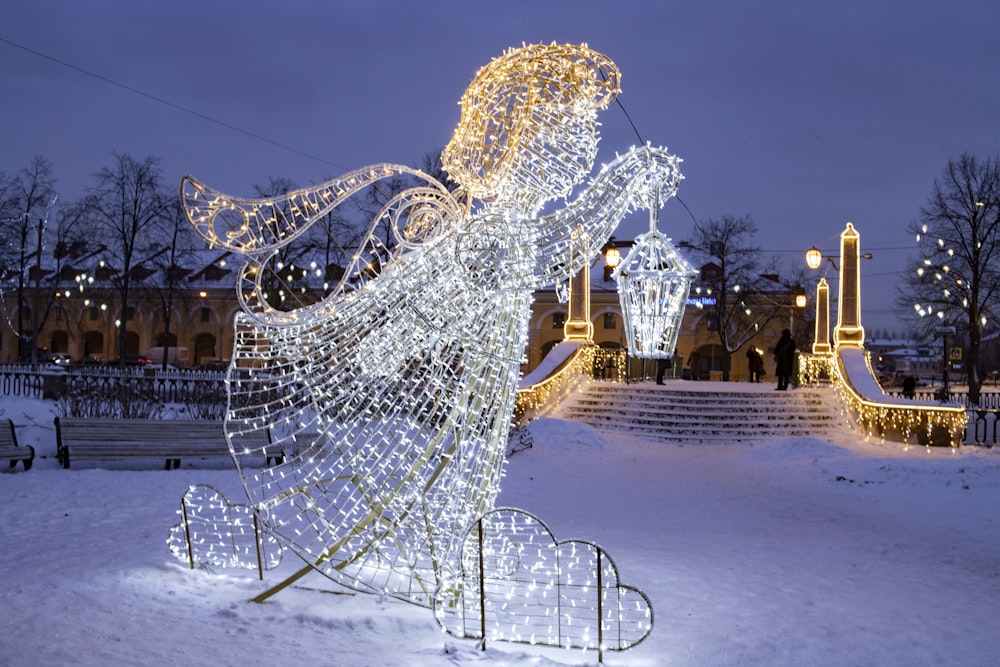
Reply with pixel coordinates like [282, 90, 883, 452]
[0, 419, 35, 471]
[54, 417, 291, 469]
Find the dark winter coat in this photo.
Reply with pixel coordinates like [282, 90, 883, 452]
[774, 333, 796, 376]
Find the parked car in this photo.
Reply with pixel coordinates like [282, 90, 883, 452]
[197, 359, 231, 372]
[77, 354, 106, 366]
[116, 354, 153, 366]
[42, 352, 73, 366]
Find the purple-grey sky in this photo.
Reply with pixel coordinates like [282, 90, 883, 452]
[3, 0, 999, 333]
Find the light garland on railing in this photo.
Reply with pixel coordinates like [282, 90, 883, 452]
[592, 347, 628, 381]
[514, 345, 595, 424]
[172, 42, 673, 630]
[797, 353, 835, 385]
[799, 350, 967, 447]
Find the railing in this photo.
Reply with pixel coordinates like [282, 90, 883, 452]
[883, 389, 1000, 410]
[515, 345, 594, 425]
[591, 349, 685, 382]
[5, 363, 998, 447]
[0, 364, 228, 405]
[965, 409, 1000, 447]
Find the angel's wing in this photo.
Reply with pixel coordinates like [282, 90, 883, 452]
[180, 164, 456, 258]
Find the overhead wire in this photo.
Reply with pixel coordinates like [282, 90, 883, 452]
[610, 85, 700, 229]
[0, 35, 348, 172]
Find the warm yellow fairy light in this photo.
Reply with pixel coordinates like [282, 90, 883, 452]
[515, 345, 595, 424]
[798, 349, 966, 446]
[798, 222, 967, 446]
[172, 43, 662, 652]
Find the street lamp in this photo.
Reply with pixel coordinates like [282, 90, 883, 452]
[805, 246, 824, 270]
[805, 246, 872, 271]
[603, 244, 621, 281]
[789, 288, 807, 332]
[605, 245, 621, 269]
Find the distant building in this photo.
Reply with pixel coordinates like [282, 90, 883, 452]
[3, 241, 809, 380]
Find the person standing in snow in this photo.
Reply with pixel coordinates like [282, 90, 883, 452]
[773, 329, 796, 390]
[746, 345, 763, 382]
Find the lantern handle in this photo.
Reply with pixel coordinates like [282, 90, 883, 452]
[648, 188, 660, 234]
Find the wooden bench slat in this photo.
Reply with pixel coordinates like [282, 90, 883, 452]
[0, 419, 35, 471]
[54, 417, 288, 469]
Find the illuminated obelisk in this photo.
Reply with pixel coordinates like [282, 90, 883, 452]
[812, 277, 832, 355]
[563, 254, 594, 342]
[833, 222, 865, 349]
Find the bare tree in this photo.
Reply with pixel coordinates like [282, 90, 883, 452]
[0, 156, 62, 361]
[897, 153, 1000, 405]
[142, 195, 200, 369]
[83, 153, 170, 365]
[248, 176, 316, 310]
[422, 149, 460, 193]
[685, 214, 786, 379]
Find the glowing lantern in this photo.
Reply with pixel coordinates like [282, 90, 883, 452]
[612, 208, 696, 359]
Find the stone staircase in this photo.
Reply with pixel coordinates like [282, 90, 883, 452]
[555, 380, 843, 445]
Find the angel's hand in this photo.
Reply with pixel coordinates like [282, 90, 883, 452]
[615, 143, 685, 211]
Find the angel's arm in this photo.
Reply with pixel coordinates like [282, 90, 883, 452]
[180, 164, 447, 257]
[532, 144, 683, 285]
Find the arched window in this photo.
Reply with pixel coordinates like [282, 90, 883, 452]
[194, 333, 217, 364]
[156, 331, 179, 347]
[83, 331, 104, 357]
[124, 331, 140, 355]
[50, 330, 70, 353]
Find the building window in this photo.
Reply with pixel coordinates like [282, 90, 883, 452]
[552, 313, 566, 329]
[603, 312, 617, 330]
[200, 308, 211, 323]
[89, 307, 100, 321]
[124, 307, 135, 321]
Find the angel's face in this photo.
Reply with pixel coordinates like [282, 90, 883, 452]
[504, 103, 600, 203]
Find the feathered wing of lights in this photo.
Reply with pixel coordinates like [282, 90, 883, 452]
[172, 43, 678, 614]
[612, 205, 695, 359]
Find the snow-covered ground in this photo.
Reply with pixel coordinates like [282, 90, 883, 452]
[2, 390, 999, 666]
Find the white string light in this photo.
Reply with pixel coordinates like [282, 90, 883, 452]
[170, 45, 667, 640]
[612, 200, 694, 359]
[434, 508, 653, 655]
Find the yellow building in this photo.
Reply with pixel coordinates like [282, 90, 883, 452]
[3, 245, 804, 378]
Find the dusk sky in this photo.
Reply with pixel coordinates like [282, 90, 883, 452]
[3, 0, 999, 333]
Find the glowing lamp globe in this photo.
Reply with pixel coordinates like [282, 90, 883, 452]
[605, 245, 621, 269]
[612, 227, 696, 359]
[805, 246, 823, 270]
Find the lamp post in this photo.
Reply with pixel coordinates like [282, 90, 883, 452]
[935, 324, 955, 402]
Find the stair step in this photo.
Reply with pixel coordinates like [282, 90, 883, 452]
[554, 381, 841, 445]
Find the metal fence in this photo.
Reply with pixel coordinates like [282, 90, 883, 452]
[0, 364, 227, 404]
[3, 364, 997, 447]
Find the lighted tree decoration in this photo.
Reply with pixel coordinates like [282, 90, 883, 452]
[612, 201, 695, 358]
[171, 43, 679, 613]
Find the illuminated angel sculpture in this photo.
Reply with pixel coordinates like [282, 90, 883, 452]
[176, 43, 683, 606]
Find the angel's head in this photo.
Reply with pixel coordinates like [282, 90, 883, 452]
[442, 43, 620, 206]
